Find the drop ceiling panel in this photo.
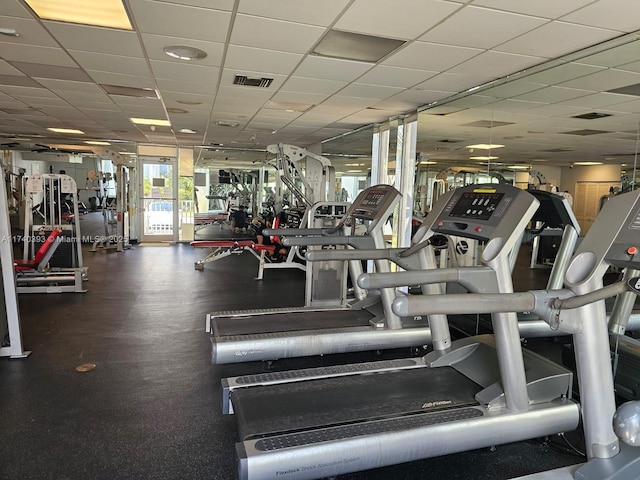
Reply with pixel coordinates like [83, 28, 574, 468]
[495, 22, 620, 58]
[18, 97, 70, 107]
[281, 76, 346, 95]
[419, 6, 547, 49]
[0, 16, 59, 47]
[514, 86, 594, 103]
[486, 99, 547, 113]
[415, 72, 490, 93]
[86, 71, 156, 89]
[0, 85, 52, 97]
[270, 91, 330, 105]
[150, 60, 219, 84]
[470, 0, 604, 20]
[390, 89, 459, 105]
[238, 0, 349, 25]
[69, 51, 151, 77]
[382, 41, 482, 71]
[224, 45, 303, 74]
[152, 0, 235, 9]
[561, 0, 640, 31]
[559, 68, 640, 91]
[525, 103, 591, 117]
[577, 40, 640, 68]
[155, 78, 216, 96]
[1, 0, 33, 18]
[523, 62, 606, 85]
[44, 22, 144, 57]
[294, 56, 372, 82]
[334, 0, 461, 40]
[338, 83, 404, 99]
[0, 75, 43, 88]
[0, 42, 75, 66]
[558, 92, 633, 108]
[129, 0, 231, 42]
[448, 51, 544, 79]
[0, 60, 25, 76]
[231, 14, 325, 53]
[358, 65, 437, 88]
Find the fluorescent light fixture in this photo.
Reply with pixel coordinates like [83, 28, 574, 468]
[346, 169, 364, 173]
[130, 117, 171, 127]
[466, 144, 505, 150]
[420, 161, 437, 165]
[573, 161, 603, 166]
[85, 141, 110, 145]
[470, 156, 498, 160]
[25, 0, 132, 30]
[164, 46, 207, 61]
[118, 152, 136, 155]
[48, 127, 84, 134]
[178, 128, 197, 134]
[507, 165, 530, 170]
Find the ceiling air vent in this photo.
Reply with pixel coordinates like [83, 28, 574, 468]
[233, 75, 273, 88]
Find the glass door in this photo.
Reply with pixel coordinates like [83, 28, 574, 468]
[139, 157, 178, 242]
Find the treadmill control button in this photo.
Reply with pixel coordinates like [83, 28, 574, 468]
[627, 246, 638, 255]
[475, 226, 482, 233]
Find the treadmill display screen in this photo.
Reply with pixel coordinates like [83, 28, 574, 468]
[449, 192, 505, 221]
[361, 189, 386, 207]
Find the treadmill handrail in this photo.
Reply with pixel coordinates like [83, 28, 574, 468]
[392, 280, 636, 321]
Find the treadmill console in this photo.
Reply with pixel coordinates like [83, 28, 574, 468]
[430, 184, 537, 243]
[350, 184, 400, 221]
[602, 192, 640, 269]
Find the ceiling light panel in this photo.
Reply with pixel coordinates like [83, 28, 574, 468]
[313, 30, 406, 63]
[25, 0, 132, 30]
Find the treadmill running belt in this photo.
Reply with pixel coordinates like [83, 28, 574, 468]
[232, 367, 480, 441]
[213, 309, 374, 336]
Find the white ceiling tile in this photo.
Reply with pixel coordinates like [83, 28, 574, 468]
[388, 88, 456, 105]
[0, 85, 52, 97]
[157, 77, 219, 96]
[141, 34, 225, 67]
[448, 51, 544, 79]
[152, 0, 234, 9]
[382, 41, 482, 71]
[525, 103, 591, 117]
[339, 83, 404, 99]
[294, 56, 372, 82]
[420, 6, 547, 49]
[576, 40, 640, 68]
[471, 0, 597, 19]
[335, 0, 461, 40]
[562, 0, 640, 31]
[238, 0, 349, 26]
[416, 72, 495, 92]
[0, 16, 58, 47]
[485, 99, 547, 113]
[129, 0, 231, 42]
[86, 71, 155, 89]
[281, 76, 347, 95]
[320, 95, 378, 109]
[0, 0, 33, 18]
[18, 97, 70, 107]
[523, 62, 606, 85]
[69, 51, 151, 77]
[271, 91, 330, 104]
[514, 86, 593, 103]
[150, 60, 219, 85]
[358, 65, 438, 88]
[0, 60, 25, 76]
[617, 60, 640, 74]
[559, 68, 640, 91]
[495, 21, 621, 58]
[557, 92, 634, 108]
[0, 42, 75, 66]
[231, 14, 325, 54]
[225, 45, 302, 75]
[44, 22, 144, 57]
[216, 85, 273, 103]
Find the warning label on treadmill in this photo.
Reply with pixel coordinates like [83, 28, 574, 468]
[628, 277, 640, 294]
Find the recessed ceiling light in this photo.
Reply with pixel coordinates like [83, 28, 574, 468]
[313, 29, 406, 63]
[470, 156, 498, 160]
[466, 144, 505, 150]
[25, 0, 132, 30]
[118, 152, 136, 156]
[178, 128, 197, 134]
[573, 161, 603, 166]
[48, 127, 84, 134]
[420, 161, 437, 165]
[85, 141, 110, 145]
[130, 117, 171, 127]
[163, 46, 207, 61]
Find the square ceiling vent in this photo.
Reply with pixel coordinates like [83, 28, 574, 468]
[233, 75, 273, 88]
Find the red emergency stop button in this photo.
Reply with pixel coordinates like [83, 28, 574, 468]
[475, 226, 482, 233]
[628, 246, 638, 255]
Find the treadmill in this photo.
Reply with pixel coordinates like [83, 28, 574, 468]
[208, 184, 434, 365]
[224, 184, 580, 480]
